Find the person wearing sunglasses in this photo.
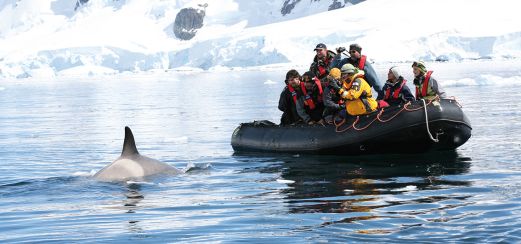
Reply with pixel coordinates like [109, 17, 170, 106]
[332, 43, 382, 97]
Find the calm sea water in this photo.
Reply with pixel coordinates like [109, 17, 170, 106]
[1, 60, 521, 243]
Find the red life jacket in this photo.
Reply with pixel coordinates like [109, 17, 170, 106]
[317, 59, 330, 77]
[415, 71, 433, 98]
[384, 79, 407, 100]
[287, 84, 299, 105]
[358, 55, 367, 70]
[301, 77, 323, 110]
[287, 78, 323, 110]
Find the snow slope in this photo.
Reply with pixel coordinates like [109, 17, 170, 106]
[0, 0, 520, 79]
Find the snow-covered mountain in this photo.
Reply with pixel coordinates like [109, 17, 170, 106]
[0, 0, 520, 79]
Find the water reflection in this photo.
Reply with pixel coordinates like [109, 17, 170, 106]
[236, 151, 471, 217]
[123, 183, 145, 214]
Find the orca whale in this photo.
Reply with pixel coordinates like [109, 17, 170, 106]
[94, 126, 181, 181]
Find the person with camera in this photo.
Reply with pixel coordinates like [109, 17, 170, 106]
[332, 44, 383, 97]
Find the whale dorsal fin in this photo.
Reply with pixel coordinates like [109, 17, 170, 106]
[122, 126, 139, 156]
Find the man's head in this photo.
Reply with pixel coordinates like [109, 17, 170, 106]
[285, 69, 301, 88]
[314, 43, 327, 59]
[349, 43, 362, 59]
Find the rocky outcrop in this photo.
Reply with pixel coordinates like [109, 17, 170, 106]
[173, 4, 207, 41]
[282, 0, 366, 16]
[281, 0, 301, 16]
[74, 0, 89, 11]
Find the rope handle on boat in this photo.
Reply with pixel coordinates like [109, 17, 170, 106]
[421, 99, 440, 142]
[334, 115, 355, 132]
[404, 97, 435, 111]
[376, 106, 406, 123]
[352, 115, 378, 131]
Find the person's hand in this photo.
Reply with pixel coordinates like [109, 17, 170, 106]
[340, 90, 349, 99]
[329, 80, 341, 90]
[308, 120, 315, 125]
[336, 47, 346, 54]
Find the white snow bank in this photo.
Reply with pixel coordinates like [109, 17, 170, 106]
[0, 0, 520, 79]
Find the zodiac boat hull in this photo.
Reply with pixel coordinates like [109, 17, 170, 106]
[231, 99, 472, 155]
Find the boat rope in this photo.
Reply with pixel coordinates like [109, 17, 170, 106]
[336, 116, 356, 132]
[376, 105, 406, 123]
[421, 99, 440, 142]
[352, 115, 378, 131]
[404, 98, 434, 111]
[333, 115, 346, 127]
[334, 95, 443, 134]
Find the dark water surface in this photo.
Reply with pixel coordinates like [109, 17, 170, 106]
[1, 61, 521, 242]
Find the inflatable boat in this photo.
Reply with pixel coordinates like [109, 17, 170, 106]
[231, 98, 471, 155]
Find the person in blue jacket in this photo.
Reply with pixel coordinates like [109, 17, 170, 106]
[331, 43, 383, 97]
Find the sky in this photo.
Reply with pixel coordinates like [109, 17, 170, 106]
[0, 0, 520, 79]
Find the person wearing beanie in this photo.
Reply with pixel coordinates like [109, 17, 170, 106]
[333, 63, 378, 116]
[412, 61, 446, 100]
[322, 67, 344, 123]
[331, 43, 383, 97]
[309, 43, 337, 82]
[278, 69, 304, 125]
[377, 66, 415, 106]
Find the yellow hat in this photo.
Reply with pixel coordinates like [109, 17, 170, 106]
[329, 68, 341, 79]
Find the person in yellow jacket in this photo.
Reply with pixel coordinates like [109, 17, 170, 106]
[334, 63, 378, 116]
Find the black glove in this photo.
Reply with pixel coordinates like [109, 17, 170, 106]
[336, 47, 346, 54]
[329, 80, 341, 91]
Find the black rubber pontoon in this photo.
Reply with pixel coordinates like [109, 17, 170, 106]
[231, 99, 471, 155]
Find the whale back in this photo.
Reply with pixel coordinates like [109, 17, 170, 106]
[93, 126, 181, 181]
